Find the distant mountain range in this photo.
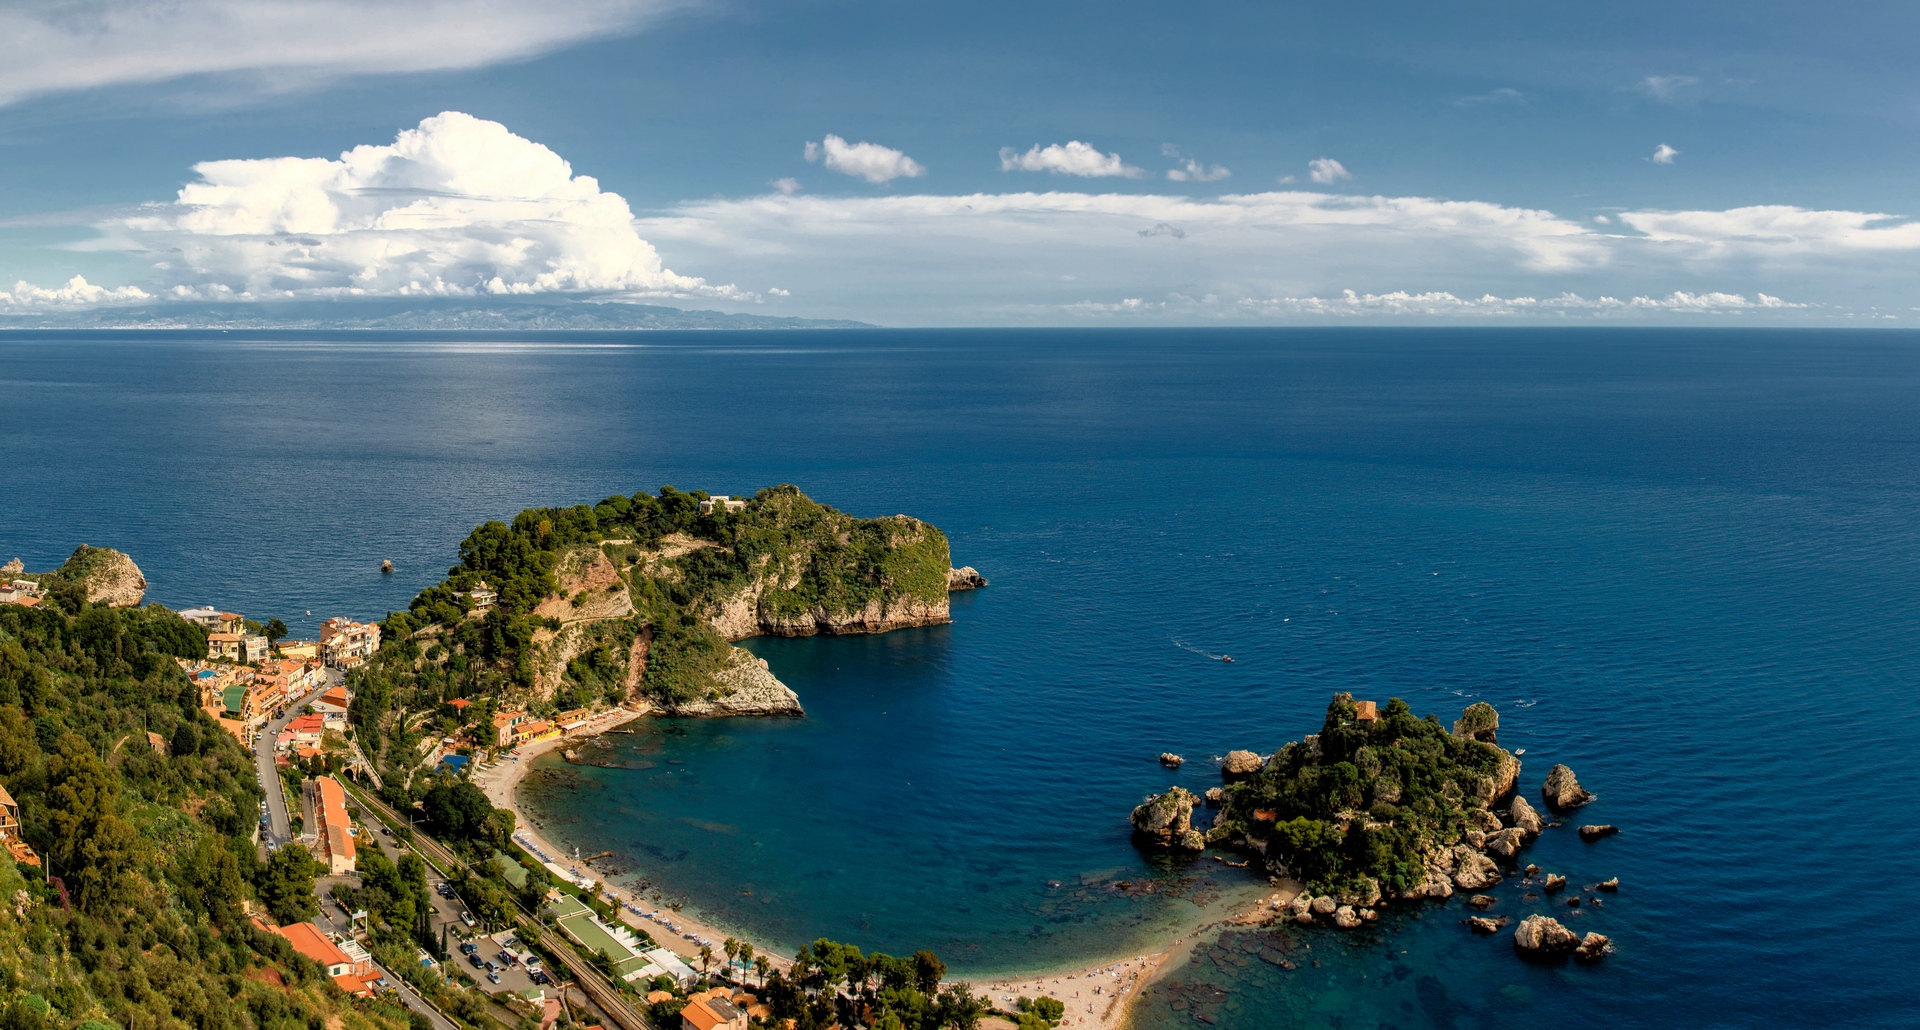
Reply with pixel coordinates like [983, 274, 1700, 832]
[0, 298, 875, 331]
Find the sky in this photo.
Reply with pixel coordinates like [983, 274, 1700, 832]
[1, 0, 1918, 325]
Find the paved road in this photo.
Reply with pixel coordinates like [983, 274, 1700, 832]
[253, 673, 340, 843]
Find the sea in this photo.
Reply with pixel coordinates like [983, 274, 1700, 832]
[2, 328, 1916, 1029]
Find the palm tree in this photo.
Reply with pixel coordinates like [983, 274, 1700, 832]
[739, 942, 755, 987]
[754, 955, 770, 989]
[724, 937, 740, 981]
[699, 944, 713, 978]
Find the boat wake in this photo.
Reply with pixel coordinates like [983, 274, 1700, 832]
[1172, 638, 1233, 662]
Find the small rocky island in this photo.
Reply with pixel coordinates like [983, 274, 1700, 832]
[1132, 693, 1617, 961]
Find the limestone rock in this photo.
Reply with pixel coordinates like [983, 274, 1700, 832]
[1574, 933, 1611, 963]
[1204, 787, 1226, 806]
[1403, 875, 1453, 900]
[1507, 797, 1544, 838]
[1524, 864, 1539, 877]
[1177, 829, 1207, 851]
[1485, 827, 1528, 859]
[1285, 895, 1313, 921]
[1597, 877, 1619, 892]
[657, 647, 804, 717]
[1541, 764, 1594, 812]
[0, 559, 20, 576]
[1513, 915, 1579, 955]
[1468, 809, 1505, 834]
[947, 566, 989, 590]
[1578, 824, 1619, 842]
[57, 545, 145, 607]
[1470, 749, 1522, 807]
[1464, 829, 1487, 850]
[1310, 896, 1338, 917]
[1160, 753, 1184, 768]
[1450, 847, 1501, 890]
[1221, 750, 1265, 779]
[1452, 701, 1500, 744]
[1130, 787, 1199, 846]
[1335, 878, 1382, 909]
[1467, 895, 1496, 910]
[1332, 906, 1362, 929]
[1468, 916, 1505, 935]
[1360, 908, 1378, 922]
[1543, 873, 1567, 893]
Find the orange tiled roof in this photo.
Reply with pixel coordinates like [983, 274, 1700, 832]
[274, 922, 350, 969]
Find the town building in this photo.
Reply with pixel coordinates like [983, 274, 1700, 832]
[239, 635, 272, 664]
[276, 639, 320, 660]
[207, 632, 244, 661]
[272, 922, 375, 995]
[0, 580, 43, 606]
[319, 617, 380, 668]
[492, 709, 530, 747]
[512, 719, 560, 746]
[0, 782, 40, 868]
[280, 713, 326, 751]
[680, 992, 748, 1030]
[306, 776, 356, 875]
[461, 581, 498, 611]
[1353, 700, 1380, 723]
[310, 685, 351, 726]
[178, 607, 246, 635]
[696, 496, 749, 515]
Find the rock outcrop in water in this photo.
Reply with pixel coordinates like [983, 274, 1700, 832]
[1513, 915, 1579, 955]
[1221, 750, 1264, 779]
[1452, 701, 1500, 745]
[1578, 824, 1619, 842]
[946, 566, 988, 590]
[1542, 764, 1594, 811]
[1131, 787, 1203, 850]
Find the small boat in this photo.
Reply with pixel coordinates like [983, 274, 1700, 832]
[381, 559, 394, 574]
[1220, 655, 1234, 663]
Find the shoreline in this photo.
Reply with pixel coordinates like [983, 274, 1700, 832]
[477, 712, 1296, 1030]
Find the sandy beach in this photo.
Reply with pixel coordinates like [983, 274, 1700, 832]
[476, 712, 1295, 1030]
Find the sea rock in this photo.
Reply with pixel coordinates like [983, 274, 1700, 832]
[1565, 896, 1580, 908]
[1450, 847, 1501, 890]
[1541, 764, 1594, 812]
[1508, 797, 1544, 837]
[656, 648, 805, 717]
[1160, 753, 1185, 769]
[1597, 878, 1619, 892]
[1335, 878, 1382, 909]
[1468, 809, 1505, 834]
[1524, 864, 1539, 877]
[1221, 750, 1265, 779]
[1464, 829, 1487, 849]
[1485, 827, 1529, 859]
[1310, 896, 1338, 917]
[1204, 787, 1225, 806]
[947, 566, 989, 590]
[1467, 895, 1496, 910]
[1578, 824, 1619, 842]
[0, 559, 20, 576]
[1285, 895, 1313, 921]
[57, 545, 146, 607]
[1130, 787, 1199, 846]
[1513, 915, 1579, 956]
[1468, 916, 1504, 935]
[1574, 933, 1611, 963]
[1543, 873, 1567, 893]
[1360, 908, 1378, 922]
[1177, 830, 1207, 851]
[1472, 749, 1522, 806]
[1452, 702, 1500, 744]
[1332, 906, 1362, 929]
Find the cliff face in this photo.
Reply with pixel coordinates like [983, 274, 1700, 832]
[57, 545, 147, 607]
[651, 647, 803, 717]
[708, 576, 951, 640]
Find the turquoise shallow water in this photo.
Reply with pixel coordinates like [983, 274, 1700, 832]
[3, 329, 1918, 1026]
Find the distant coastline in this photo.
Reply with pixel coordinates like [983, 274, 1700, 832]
[0, 297, 876, 331]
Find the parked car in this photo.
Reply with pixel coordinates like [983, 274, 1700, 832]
[483, 960, 497, 972]
[467, 954, 483, 969]
[486, 971, 501, 984]
[530, 970, 550, 985]
[459, 942, 479, 955]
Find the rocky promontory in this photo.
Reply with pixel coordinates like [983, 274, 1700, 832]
[52, 545, 148, 607]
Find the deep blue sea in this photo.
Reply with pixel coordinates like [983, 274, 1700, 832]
[4, 329, 1918, 1028]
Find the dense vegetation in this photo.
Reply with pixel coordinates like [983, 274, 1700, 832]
[1217, 693, 1512, 896]
[752, 939, 989, 1030]
[0, 599, 414, 1030]
[350, 484, 951, 791]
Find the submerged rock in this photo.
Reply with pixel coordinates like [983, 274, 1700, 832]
[1541, 764, 1594, 812]
[1578, 824, 1620, 842]
[1467, 895, 1496, 910]
[1597, 877, 1620, 892]
[1467, 916, 1506, 935]
[1512, 914, 1579, 955]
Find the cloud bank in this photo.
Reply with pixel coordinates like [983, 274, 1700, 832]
[1000, 142, 1142, 178]
[81, 111, 734, 303]
[805, 135, 926, 184]
[0, 0, 672, 107]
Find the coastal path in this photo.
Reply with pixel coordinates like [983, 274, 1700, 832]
[345, 782, 655, 1030]
[254, 675, 339, 844]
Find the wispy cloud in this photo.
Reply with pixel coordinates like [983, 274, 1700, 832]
[1161, 144, 1229, 182]
[1308, 157, 1352, 185]
[1639, 74, 1700, 103]
[1650, 143, 1680, 164]
[1234, 289, 1802, 318]
[1453, 87, 1526, 107]
[1619, 205, 1920, 254]
[806, 135, 926, 184]
[999, 141, 1142, 178]
[0, 0, 675, 108]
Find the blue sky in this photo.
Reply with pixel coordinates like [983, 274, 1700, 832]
[2, 0, 1917, 324]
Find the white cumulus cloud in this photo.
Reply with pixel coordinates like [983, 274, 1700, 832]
[805, 135, 926, 184]
[1162, 145, 1230, 183]
[0, 275, 151, 311]
[1651, 144, 1679, 164]
[1618, 205, 1920, 254]
[0, 0, 674, 108]
[1640, 75, 1700, 103]
[999, 141, 1142, 178]
[89, 111, 735, 301]
[1308, 158, 1352, 185]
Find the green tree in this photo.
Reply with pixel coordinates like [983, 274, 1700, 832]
[258, 843, 323, 924]
[265, 618, 289, 644]
[41, 734, 141, 912]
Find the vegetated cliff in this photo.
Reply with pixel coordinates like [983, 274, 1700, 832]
[1136, 694, 1526, 903]
[20, 545, 148, 608]
[369, 484, 965, 739]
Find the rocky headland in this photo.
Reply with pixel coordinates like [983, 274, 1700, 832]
[8, 544, 148, 608]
